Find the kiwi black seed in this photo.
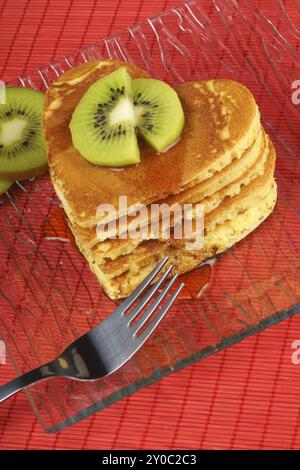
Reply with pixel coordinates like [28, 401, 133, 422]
[0, 87, 48, 180]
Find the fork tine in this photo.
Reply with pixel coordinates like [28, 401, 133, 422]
[135, 283, 185, 347]
[132, 274, 179, 336]
[113, 257, 169, 316]
[126, 264, 174, 325]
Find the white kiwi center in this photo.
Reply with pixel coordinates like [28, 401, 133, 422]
[0, 118, 26, 146]
[133, 105, 145, 126]
[109, 97, 135, 126]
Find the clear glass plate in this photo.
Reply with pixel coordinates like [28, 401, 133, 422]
[1, 0, 300, 433]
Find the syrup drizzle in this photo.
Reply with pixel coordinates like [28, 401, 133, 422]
[42, 207, 75, 244]
[177, 260, 214, 300]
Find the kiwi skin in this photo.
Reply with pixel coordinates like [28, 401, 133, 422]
[0, 163, 48, 182]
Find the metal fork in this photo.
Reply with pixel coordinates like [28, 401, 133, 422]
[0, 257, 184, 403]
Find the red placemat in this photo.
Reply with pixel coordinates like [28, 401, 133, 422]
[1, 0, 300, 450]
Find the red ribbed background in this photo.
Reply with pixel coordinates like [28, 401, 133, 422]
[1, 0, 300, 450]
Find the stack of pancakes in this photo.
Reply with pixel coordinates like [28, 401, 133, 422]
[43, 60, 277, 299]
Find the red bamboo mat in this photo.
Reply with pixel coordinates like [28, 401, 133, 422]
[1, 0, 300, 450]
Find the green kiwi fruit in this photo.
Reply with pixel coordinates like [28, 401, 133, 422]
[70, 68, 185, 167]
[0, 179, 13, 195]
[133, 78, 185, 153]
[0, 87, 48, 181]
[70, 67, 140, 167]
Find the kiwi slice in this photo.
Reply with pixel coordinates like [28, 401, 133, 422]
[133, 78, 185, 153]
[0, 179, 13, 195]
[70, 69, 185, 167]
[70, 67, 140, 167]
[0, 87, 48, 181]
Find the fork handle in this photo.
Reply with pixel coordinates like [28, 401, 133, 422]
[0, 365, 54, 403]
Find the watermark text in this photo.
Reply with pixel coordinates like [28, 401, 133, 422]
[291, 80, 300, 105]
[96, 196, 204, 250]
[0, 80, 6, 105]
[0, 340, 6, 365]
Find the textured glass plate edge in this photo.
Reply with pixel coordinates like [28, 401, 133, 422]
[45, 304, 300, 433]
[2, 0, 300, 433]
[0, 330, 48, 431]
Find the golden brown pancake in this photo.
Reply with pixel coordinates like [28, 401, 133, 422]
[69, 132, 271, 265]
[70, 140, 276, 298]
[44, 60, 261, 228]
[90, 182, 277, 299]
[43, 60, 277, 300]
[90, 141, 275, 275]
